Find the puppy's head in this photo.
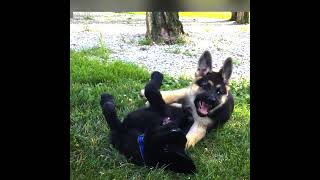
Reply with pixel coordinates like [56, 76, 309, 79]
[192, 51, 232, 117]
[144, 126, 196, 174]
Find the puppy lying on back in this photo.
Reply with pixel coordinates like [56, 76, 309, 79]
[100, 71, 196, 174]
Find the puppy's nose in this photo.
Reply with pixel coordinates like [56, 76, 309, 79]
[208, 95, 216, 104]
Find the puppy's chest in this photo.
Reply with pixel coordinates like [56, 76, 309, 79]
[162, 117, 172, 125]
[160, 115, 179, 126]
[159, 109, 184, 126]
[159, 107, 185, 125]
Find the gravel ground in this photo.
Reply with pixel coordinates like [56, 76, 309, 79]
[70, 12, 250, 80]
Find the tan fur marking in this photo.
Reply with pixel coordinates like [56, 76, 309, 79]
[220, 94, 227, 104]
[185, 122, 207, 149]
[191, 84, 200, 93]
[226, 85, 231, 92]
[140, 87, 189, 105]
[169, 103, 182, 108]
[194, 75, 202, 81]
[208, 80, 214, 86]
[159, 88, 189, 104]
[209, 93, 228, 114]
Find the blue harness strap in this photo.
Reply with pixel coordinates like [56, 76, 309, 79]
[137, 134, 145, 163]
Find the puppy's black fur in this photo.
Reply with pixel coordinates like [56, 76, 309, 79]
[100, 71, 196, 174]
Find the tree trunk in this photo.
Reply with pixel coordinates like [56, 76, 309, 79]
[146, 12, 184, 44]
[236, 12, 250, 24]
[230, 12, 237, 21]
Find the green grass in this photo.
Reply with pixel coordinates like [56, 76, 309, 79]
[138, 37, 153, 46]
[84, 15, 94, 20]
[233, 59, 242, 66]
[70, 47, 250, 179]
[127, 12, 232, 19]
[165, 47, 195, 58]
[182, 49, 195, 57]
[138, 34, 190, 46]
[166, 46, 182, 54]
[176, 34, 190, 45]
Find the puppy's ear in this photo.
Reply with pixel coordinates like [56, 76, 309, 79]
[196, 51, 212, 77]
[220, 57, 233, 83]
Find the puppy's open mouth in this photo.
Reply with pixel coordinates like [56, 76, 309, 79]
[197, 101, 213, 116]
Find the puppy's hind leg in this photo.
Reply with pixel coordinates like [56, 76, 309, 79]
[100, 93, 123, 132]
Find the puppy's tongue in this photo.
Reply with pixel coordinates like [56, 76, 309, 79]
[198, 101, 209, 115]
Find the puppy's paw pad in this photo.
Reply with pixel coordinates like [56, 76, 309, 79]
[100, 93, 115, 107]
[103, 102, 116, 113]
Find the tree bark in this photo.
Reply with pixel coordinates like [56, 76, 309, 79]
[146, 12, 184, 44]
[236, 12, 250, 24]
[230, 12, 237, 21]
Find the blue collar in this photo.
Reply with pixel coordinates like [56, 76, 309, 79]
[137, 134, 145, 163]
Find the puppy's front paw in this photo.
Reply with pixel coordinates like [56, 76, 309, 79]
[100, 93, 115, 107]
[102, 102, 116, 115]
[185, 134, 197, 149]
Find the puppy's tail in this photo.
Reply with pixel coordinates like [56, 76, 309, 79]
[100, 93, 123, 132]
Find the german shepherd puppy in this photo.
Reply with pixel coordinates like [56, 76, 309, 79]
[141, 51, 234, 149]
[100, 71, 196, 174]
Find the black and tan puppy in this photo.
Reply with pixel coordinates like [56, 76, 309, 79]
[100, 71, 196, 174]
[141, 51, 234, 149]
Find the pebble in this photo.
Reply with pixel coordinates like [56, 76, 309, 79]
[70, 12, 250, 80]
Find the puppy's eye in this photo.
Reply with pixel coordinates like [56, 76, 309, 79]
[217, 88, 222, 95]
